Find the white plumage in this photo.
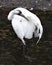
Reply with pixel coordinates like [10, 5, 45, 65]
[7, 7, 43, 45]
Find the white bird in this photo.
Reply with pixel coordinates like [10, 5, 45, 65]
[7, 7, 43, 45]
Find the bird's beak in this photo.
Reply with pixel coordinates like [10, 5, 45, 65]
[21, 14, 29, 21]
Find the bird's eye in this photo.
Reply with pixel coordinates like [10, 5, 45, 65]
[17, 10, 22, 15]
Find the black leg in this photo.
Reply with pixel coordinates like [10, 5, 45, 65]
[23, 45, 26, 56]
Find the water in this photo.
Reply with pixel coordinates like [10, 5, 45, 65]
[0, 7, 52, 65]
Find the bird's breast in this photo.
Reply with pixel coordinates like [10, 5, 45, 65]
[11, 15, 36, 39]
[11, 15, 28, 34]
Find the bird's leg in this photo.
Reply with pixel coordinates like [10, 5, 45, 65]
[21, 38, 26, 45]
[21, 38, 26, 56]
[21, 38, 36, 62]
[23, 44, 26, 57]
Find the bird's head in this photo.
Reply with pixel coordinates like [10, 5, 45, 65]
[14, 8, 29, 21]
[7, 9, 22, 21]
[8, 8, 29, 21]
[14, 10, 22, 15]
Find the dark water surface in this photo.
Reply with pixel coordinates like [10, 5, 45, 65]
[0, 7, 52, 65]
